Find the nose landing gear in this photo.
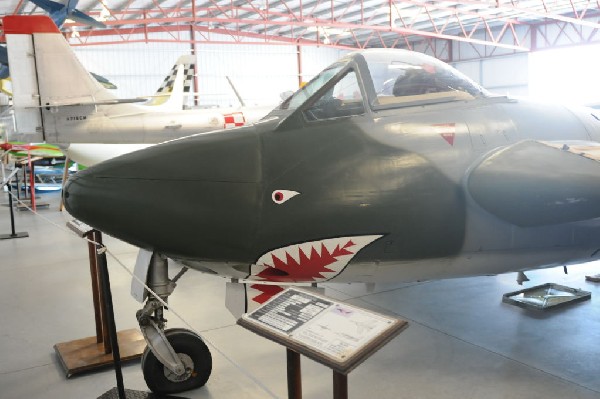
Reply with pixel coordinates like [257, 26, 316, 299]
[141, 328, 212, 394]
[136, 253, 212, 394]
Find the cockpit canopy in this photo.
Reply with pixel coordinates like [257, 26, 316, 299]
[279, 48, 489, 116]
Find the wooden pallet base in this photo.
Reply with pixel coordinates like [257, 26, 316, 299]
[54, 328, 145, 378]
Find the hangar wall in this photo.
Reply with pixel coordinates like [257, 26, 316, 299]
[74, 30, 528, 107]
[70, 10, 600, 107]
[453, 53, 530, 97]
[73, 33, 346, 108]
[74, 40, 190, 100]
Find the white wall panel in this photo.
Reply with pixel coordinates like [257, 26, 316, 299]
[73, 34, 532, 107]
[73, 37, 351, 109]
[454, 61, 480, 85]
[194, 43, 298, 107]
[529, 44, 600, 105]
[74, 33, 192, 99]
[300, 47, 350, 82]
[481, 54, 528, 88]
[454, 53, 529, 96]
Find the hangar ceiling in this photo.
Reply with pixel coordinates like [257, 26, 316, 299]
[1, 0, 600, 61]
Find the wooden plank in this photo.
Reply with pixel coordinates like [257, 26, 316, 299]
[54, 328, 145, 378]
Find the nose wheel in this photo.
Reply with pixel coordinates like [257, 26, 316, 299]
[141, 328, 212, 394]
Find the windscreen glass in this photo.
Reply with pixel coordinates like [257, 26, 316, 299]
[363, 50, 489, 108]
[279, 62, 346, 110]
[303, 70, 365, 121]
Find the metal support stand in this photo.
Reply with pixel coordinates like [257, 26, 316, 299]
[287, 349, 302, 399]
[14, 167, 20, 200]
[54, 226, 145, 377]
[332, 372, 348, 399]
[0, 177, 28, 240]
[28, 155, 36, 211]
[14, 161, 47, 211]
[59, 156, 70, 211]
[22, 159, 28, 200]
[97, 241, 126, 399]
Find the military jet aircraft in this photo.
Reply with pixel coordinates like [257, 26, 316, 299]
[4, 15, 271, 165]
[63, 39, 600, 394]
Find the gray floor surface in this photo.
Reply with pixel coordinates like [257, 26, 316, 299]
[1, 190, 600, 399]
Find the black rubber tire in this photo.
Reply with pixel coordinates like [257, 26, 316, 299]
[142, 328, 212, 394]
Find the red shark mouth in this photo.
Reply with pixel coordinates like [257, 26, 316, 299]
[248, 235, 382, 304]
[247, 284, 285, 306]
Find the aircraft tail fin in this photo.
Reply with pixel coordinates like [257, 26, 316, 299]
[4, 15, 127, 143]
[5, 15, 117, 107]
[146, 54, 196, 109]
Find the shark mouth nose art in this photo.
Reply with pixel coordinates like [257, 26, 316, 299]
[247, 235, 382, 303]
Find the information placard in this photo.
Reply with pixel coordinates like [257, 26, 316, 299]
[238, 288, 408, 374]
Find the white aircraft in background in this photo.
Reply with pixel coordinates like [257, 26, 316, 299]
[6, 15, 271, 166]
[0, 54, 195, 160]
[142, 54, 200, 109]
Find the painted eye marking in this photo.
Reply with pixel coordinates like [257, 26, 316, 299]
[272, 190, 299, 204]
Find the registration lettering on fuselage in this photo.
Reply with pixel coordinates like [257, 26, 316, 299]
[66, 116, 87, 121]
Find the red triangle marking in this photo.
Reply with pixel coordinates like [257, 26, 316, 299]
[441, 133, 455, 146]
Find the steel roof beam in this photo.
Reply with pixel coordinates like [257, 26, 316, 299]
[59, 1, 530, 51]
[452, 0, 600, 29]
[61, 12, 528, 51]
[4, 0, 599, 59]
[68, 22, 354, 49]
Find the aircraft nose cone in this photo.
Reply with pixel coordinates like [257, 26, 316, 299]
[64, 129, 261, 260]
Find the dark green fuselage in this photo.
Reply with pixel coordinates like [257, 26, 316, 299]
[64, 50, 600, 284]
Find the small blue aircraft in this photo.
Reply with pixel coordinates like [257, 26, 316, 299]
[29, 0, 106, 29]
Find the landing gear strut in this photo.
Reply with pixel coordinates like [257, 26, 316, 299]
[136, 253, 212, 394]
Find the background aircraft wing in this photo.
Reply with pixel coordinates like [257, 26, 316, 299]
[0, 46, 8, 64]
[69, 8, 106, 28]
[29, 0, 63, 13]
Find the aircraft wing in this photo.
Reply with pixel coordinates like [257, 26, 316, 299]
[23, 98, 146, 108]
[0, 46, 8, 64]
[69, 8, 106, 29]
[29, 0, 63, 13]
[89, 72, 117, 90]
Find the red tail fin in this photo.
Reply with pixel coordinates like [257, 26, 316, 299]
[3, 16, 60, 35]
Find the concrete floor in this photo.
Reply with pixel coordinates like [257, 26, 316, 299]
[1, 190, 600, 399]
